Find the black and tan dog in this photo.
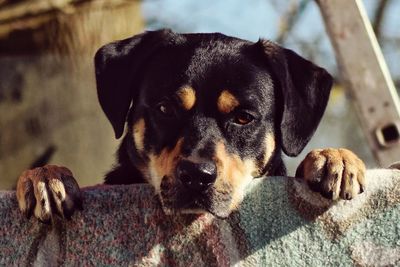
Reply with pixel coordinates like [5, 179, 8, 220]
[16, 29, 366, 221]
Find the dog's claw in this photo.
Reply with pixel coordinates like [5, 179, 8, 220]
[16, 165, 82, 223]
[296, 148, 366, 200]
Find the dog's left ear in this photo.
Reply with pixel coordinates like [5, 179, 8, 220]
[256, 40, 333, 156]
[94, 29, 178, 139]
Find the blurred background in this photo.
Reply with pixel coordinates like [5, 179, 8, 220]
[0, 0, 399, 189]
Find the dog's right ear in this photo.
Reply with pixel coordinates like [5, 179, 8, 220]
[94, 29, 177, 139]
[256, 40, 333, 157]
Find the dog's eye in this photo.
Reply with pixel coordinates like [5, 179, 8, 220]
[234, 111, 254, 125]
[157, 102, 175, 117]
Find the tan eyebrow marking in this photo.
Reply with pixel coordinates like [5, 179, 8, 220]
[217, 90, 240, 114]
[177, 86, 196, 110]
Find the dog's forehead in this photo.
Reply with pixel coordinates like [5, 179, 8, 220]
[141, 35, 273, 105]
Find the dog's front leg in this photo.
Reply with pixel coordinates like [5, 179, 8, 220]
[296, 148, 366, 200]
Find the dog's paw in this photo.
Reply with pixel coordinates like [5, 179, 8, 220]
[296, 148, 366, 200]
[16, 165, 82, 223]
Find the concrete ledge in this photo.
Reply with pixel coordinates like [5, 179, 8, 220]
[1, 169, 400, 266]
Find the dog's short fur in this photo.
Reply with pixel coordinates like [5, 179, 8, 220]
[16, 29, 366, 222]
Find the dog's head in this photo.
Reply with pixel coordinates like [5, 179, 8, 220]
[94, 29, 332, 218]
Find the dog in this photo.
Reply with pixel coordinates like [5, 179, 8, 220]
[16, 29, 366, 222]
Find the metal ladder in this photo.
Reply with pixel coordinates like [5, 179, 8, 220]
[317, 0, 400, 167]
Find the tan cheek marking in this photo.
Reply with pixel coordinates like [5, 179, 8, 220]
[217, 90, 240, 114]
[148, 138, 184, 192]
[264, 133, 276, 167]
[133, 118, 145, 152]
[177, 86, 196, 110]
[213, 142, 257, 210]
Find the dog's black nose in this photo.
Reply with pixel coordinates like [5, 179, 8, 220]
[176, 160, 217, 192]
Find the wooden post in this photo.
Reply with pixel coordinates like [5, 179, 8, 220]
[317, 0, 400, 166]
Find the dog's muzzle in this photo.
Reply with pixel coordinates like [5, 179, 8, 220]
[176, 160, 217, 193]
[160, 159, 232, 218]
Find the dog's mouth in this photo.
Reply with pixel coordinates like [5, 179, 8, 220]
[159, 176, 232, 218]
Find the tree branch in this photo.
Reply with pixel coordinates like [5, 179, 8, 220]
[372, 0, 391, 42]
